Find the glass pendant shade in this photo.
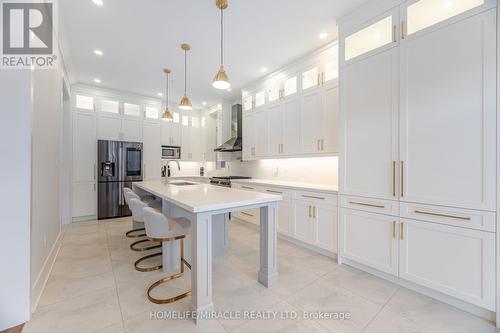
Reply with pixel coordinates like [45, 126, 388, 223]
[179, 94, 192, 110]
[212, 65, 231, 90]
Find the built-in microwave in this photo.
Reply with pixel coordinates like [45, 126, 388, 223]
[161, 146, 181, 159]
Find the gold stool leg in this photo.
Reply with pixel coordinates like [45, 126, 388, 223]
[134, 252, 162, 272]
[130, 239, 161, 252]
[147, 239, 192, 304]
[125, 228, 146, 238]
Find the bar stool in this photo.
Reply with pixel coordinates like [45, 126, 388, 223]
[123, 188, 146, 238]
[142, 207, 192, 304]
[127, 198, 162, 255]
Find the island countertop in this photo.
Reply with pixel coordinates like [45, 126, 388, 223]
[133, 180, 282, 213]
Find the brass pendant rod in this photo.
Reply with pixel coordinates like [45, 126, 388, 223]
[220, 7, 224, 66]
[184, 50, 187, 94]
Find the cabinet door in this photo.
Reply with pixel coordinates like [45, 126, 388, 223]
[181, 125, 191, 160]
[282, 95, 301, 155]
[339, 208, 398, 275]
[313, 205, 338, 253]
[321, 80, 339, 153]
[277, 198, 291, 236]
[142, 121, 161, 180]
[300, 89, 322, 153]
[189, 126, 201, 161]
[122, 118, 142, 142]
[340, 47, 399, 199]
[254, 109, 269, 157]
[73, 112, 96, 182]
[160, 121, 171, 145]
[294, 200, 313, 243]
[399, 218, 495, 310]
[72, 183, 96, 218]
[400, 10, 496, 210]
[268, 103, 283, 156]
[242, 113, 254, 160]
[97, 114, 121, 140]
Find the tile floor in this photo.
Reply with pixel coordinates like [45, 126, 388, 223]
[23, 217, 496, 333]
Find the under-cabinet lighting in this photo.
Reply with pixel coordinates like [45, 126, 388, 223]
[94, 78, 101, 83]
[319, 32, 328, 39]
[94, 49, 103, 56]
[92, 0, 103, 6]
[260, 67, 268, 73]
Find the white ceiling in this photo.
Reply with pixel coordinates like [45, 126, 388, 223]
[60, 0, 368, 108]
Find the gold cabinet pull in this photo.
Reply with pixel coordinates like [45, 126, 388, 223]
[414, 210, 471, 221]
[400, 161, 404, 198]
[317, 73, 321, 87]
[392, 161, 396, 197]
[349, 201, 385, 209]
[392, 221, 396, 238]
[266, 189, 283, 194]
[281, 143, 284, 153]
[312, 206, 316, 218]
[401, 21, 406, 39]
[241, 211, 254, 217]
[321, 139, 324, 151]
[317, 139, 320, 151]
[393, 25, 397, 43]
[308, 205, 312, 218]
[302, 195, 325, 200]
[400, 222, 404, 240]
[321, 72, 325, 86]
[241, 186, 255, 190]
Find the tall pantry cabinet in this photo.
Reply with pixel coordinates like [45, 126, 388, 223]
[338, 0, 497, 314]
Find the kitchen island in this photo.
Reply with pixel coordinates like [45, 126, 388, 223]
[133, 180, 282, 323]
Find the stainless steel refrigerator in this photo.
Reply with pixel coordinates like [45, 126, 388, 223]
[97, 140, 143, 219]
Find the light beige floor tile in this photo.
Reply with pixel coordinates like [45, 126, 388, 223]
[51, 253, 113, 279]
[123, 311, 226, 333]
[364, 308, 434, 333]
[386, 288, 496, 333]
[268, 262, 322, 298]
[95, 322, 126, 333]
[323, 265, 399, 305]
[287, 278, 382, 333]
[58, 242, 109, 259]
[23, 289, 122, 333]
[39, 271, 116, 307]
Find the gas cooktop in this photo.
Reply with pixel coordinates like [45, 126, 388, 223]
[209, 176, 251, 187]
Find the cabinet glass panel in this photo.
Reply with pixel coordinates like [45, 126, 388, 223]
[173, 112, 180, 123]
[255, 91, 265, 108]
[76, 95, 94, 110]
[345, 16, 393, 61]
[101, 100, 120, 114]
[243, 95, 253, 111]
[284, 76, 297, 96]
[182, 115, 189, 126]
[324, 60, 339, 82]
[302, 67, 319, 90]
[144, 106, 159, 119]
[123, 103, 140, 117]
[407, 0, 484, 35]
[268, 84, 281, 102]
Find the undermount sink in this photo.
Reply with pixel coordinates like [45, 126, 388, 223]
[168, 181, 198, 186]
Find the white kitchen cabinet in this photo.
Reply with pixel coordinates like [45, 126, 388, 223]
[122, 118, 142, 142]
[97, 113, 121, 141]
[399, 218, 495, 310]
[254, 109, 269, 157]
[339, 208, 399, 275]
[340, 47, 399, 200]
[242, 113, 255, 160]
[142, 121, 161, 180]
[399, 9, 496, 211]
[202, 114, 217, 161]
[72, 183, 96, 218]
[161, 111, 181, 146]
[294, 200, 314, 243]
[267, 103, 283, 156]
[313, 205, 338, 252]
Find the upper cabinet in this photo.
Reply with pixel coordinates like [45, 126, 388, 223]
[241, 43, 339, 160]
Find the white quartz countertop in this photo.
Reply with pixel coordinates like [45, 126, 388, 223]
[231, 179, 338, 194]
[134, 180, 282, 213]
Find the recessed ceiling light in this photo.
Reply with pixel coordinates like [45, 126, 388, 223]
[94, 78, 101, 83]
[202, 101, 207, 105]
[92, 0, 103, 6]
[157, 92, 163, 97]
[94, 49, 103, 56]
[319, 32, 328, 39]
[227, 88, 232, 92]
[261, 68, 268, 73]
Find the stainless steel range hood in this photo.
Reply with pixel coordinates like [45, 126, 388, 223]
[214, 104, 242, 152]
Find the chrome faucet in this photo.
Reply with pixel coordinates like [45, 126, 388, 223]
[165, 160, 180, 178]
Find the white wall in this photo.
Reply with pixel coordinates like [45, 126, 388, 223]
[0, 70, 32, 330]
[30, 68, 63, 309]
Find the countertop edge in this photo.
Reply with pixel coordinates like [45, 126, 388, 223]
[230, 179, 338, 194]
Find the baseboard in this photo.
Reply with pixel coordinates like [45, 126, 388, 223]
[341, 257, 496, 323]
[231, 217, 338, 259]
[72, 215, 97, 222]
[30, 230, 63, 313]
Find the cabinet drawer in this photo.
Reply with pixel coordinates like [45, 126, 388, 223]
[400, 203, 495, 232]
[295, 190, 337, 206]
[233, 183, 264, 192]
[262, 187, 292, 198]
[340, 195, 398, 216]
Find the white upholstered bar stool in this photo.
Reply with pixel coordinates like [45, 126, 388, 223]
[123, 188, 146, 238]
[142, 206, 192, 304]
[127, 197, 162, 255]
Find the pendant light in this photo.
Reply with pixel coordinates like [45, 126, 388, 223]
[212, 0, 231, 90]
[179, 43, 193, 110]
[162, 69, 173, 120]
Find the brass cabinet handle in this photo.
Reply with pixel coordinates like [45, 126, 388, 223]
[266, 189, 283, 194]
[241, 211, 254, 217]
[308, 205, 312, 218]
[392, 221, 396, 238]
[321, 139, 324, 151]
[400, 161, 404, 198]
[321, 72, 325, 86]
[241, 186, 255, 190]
[392, 161, 396, 197]
[317, 73, 321, 87]
[414, 210, 471, 221]
[401, 21, 406, 39]
[317, 139, 320, 151]
[349, 201, 385, 209]
[393, 25, 397, 43]
[302, 195, 325, 200]
[400, 222, 404, 240]
[313, 206, 316, 218]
